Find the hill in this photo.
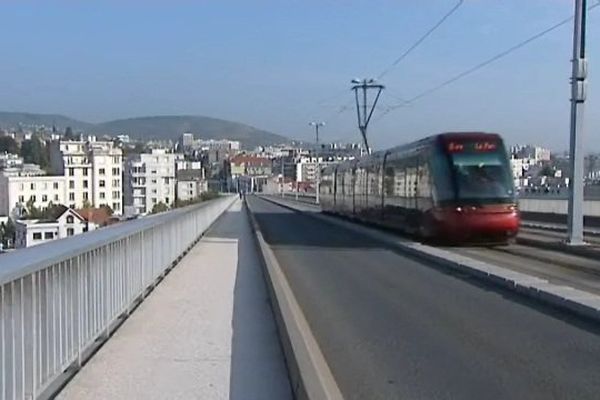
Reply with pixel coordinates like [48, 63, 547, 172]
[91, 115, 288, 148]
[0, 112, 288, 148]
[0, 111, 92, 131]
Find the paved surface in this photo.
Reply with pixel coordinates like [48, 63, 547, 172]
[57, 200, 291, 400]
[248, 195, 600, 400]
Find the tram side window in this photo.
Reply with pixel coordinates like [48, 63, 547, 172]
[430, 146, 454, 204]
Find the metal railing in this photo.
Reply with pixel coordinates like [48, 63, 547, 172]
[0, 195, 235, 400]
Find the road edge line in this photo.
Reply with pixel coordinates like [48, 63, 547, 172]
[244, 199, 344, 400]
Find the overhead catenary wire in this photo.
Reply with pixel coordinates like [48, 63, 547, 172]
[377, 0, 465, 80]
[382, 0, 600, 114]
[313, 0, 464, 126]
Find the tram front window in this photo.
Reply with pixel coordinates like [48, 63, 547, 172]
[450, 151, 514, 202]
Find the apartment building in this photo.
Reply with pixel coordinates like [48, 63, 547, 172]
[49, 139, 123, 214]
[176, 169, 207, 202]
[124, 149, 181, 215]
[0, 173, 67, 217]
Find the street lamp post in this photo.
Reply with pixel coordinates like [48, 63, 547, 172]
[309, 121, 325, 204]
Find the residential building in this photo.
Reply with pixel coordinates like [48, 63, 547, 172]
[510, 145, 551, 163]
[0, 153, 23, 169]
[0, 173, 67, 217]
[176, 169, 208, 203]
[49, 139, 123, 214]
[230, 154, 272, 177]
[14, 206, 92, 248]
[295, 156, 352, 183]
[124, 149, 178, 215]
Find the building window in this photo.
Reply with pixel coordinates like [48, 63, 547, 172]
[112, 191, 120, 199]
[44, 232, 54, 239]
[164, 177, 170, 184]
[18, 195, 25, 203]
[54, 194, 59, 201]
[83, 180, 88, 189]
[189, 183, 193, 188]
[152, 189, 157, 194]
[151, 179, 157, 184]
[43, 183, 48, 190]
[99, 168, 105, 175]
[19, 183, 24, 190]
[112, 202, 120, 211]
[151, 170, 157, 174]
[152, 198, 157, 204]
[100, 192, 105, 199]
[113, 156, 120, 163]
[69, 192, 75, 201]
[33, 232, 42, 240]
[83, 168, 88, 176]
[30, 195, 36, 202]
[69, 180, 75, 189]
[83, 192, 89, 200]
[30, 183, 35, 190]
[42, 194, 48, 202]
[66, 215, 74, 223]
[165, 197, 170, 204]
[112, 179, 120, 187]
[112, 167, 120, 175]
[53, 182, 59, 189]
[99, 180, 105, 188]
[68, 168, 74, 176]
[67, 228, 74, 236]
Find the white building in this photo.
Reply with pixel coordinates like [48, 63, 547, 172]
[176, 169, 207, 203]
[0, 153, 23, 169]
[49, 139, 123, 214]
[176, 160, 203, 171]
[0, 171, 67, 217]
[14, 206, 92, 248]
[295, 156, 348, 183]
[124, 149, 179, 215]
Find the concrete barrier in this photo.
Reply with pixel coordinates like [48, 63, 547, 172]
[245, 200, 344, 400]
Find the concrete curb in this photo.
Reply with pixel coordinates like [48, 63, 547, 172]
[244, 199, 344, 400]
[261, 195, 600, 324]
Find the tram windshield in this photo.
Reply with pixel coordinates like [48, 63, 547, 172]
[447, 140, 514, 202]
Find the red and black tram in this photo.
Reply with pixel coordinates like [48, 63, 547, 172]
[319, 132, 520, 244]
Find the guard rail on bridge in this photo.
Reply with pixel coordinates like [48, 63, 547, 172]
[0, 195, 235, 400]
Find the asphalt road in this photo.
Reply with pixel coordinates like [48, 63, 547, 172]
[247, 195, 600, 400]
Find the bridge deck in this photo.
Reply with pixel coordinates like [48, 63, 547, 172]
[57, 200, 291, 400]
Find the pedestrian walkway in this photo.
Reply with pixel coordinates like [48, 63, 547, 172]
[57, 200, 292, 400]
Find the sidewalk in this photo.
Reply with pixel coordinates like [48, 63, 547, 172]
[57, 200, 292, 400]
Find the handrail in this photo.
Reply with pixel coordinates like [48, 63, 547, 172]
[0, 195, 236, 399]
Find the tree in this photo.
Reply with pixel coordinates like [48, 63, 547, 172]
[151, 202, 169, 214]
[20, 135, 49, 168]
[24, 198, 44, 219]
[82, 199, 92, 209]
[538, 165, 554, 177]
[100, 204, 114, 216]
[0, 136, 19, 154]
[0, 219, 15, 248]
[64, 126, 76, 140]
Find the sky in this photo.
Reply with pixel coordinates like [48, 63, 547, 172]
[0, 0, 598, 151]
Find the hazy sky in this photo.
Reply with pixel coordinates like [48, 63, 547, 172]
[0, 0, 598, 151]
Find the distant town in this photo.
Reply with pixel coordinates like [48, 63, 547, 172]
[0, 122, 599, 250]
